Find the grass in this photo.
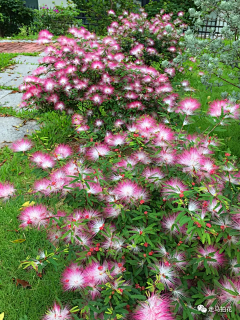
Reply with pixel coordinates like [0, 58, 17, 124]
[0, 111, 80, 320]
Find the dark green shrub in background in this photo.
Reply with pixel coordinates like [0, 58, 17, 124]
[144, 0, 197, 26]
[0, 0, 34, 37]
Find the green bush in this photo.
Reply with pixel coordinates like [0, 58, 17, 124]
[32, 1, 81, 36]
[0, 0, 34, 37]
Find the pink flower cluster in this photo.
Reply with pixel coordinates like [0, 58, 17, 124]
[20, 27, 174, 113]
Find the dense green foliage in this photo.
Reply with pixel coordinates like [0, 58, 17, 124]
[0, 0, 34, 37]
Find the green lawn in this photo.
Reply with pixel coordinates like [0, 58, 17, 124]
[0, 111, 81, 320]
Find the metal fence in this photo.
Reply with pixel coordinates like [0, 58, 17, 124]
[194, 17, 227, 39]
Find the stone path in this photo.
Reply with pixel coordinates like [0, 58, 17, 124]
[0, 45, 46, 148]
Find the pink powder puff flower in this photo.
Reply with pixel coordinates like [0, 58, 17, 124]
[178, 11, 184, 17]
[132, 151, 151, 164]
[33, 178, 52, 195]
[208, 99, 240, 119]
[156, 84, 173, 93]
[114, 119, 125, 128]
[66, 65, 77, 74]
[113, 180, 148, 204]
[53, 144, 72, 160]
[91, 218, 105, 234]
[218, 278, 240, 309]
[0, 182, 15, 200]
[75, 124, 90, 132]
[85, 261, 109, 284]
[84, 182, 102, 195]
[142, 168, 165, 186]
[151, 263, 176, 289]
[177, 97, 201, 115]
[90, 94, 103, 105]
[86, 144, 110, 161]
[125, 92, 138, 99]
[108, 10, 115, 15]
[19, 205, 48, 229]
[105, 133, 127, 146]
[72, 114, 85, 126]
[197, 245, 225, 269]
[162, 178, 188, 198]
[136, 115, 156, 130]
[94, 119, 104, 127]
[44, 79, 56, 92]
[59, 76, 69, 86]
[104, 204, 122, 218]
[127, 101, 145, 110]
[32, 152, 56, 169]
[32, 66, 48, 76]
[91, 61, 104, 70]
[133, 294, 174, 320]
[54, 102, 65, 111]
[177, 148, 204, 174]
[181, 80, 190, 87]
[168, 46, 177, 53]
[11, 138, 33, 152]
[162, 213, 181, 235]
[61, 263, 85, 291]
[154, 149, 176, 166]
[38, 29, 53, 39]
[102, 85, 114, 95]
[43, 302, 72, 320]
[164, 68, 175, 77]
[54, 60, 66, 70]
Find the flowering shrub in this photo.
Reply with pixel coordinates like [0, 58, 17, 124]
[19, 27, 174, 122]
[4, 81, 240, 319]
[107, 8, 187, 69]
[2, 17, 240, 320]
[32, 2, 81, 36]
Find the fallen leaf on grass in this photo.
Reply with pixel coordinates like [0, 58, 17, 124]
[19, 201, 35, 210]
[0, 312, 4, 320]
[13, 278, 31, 288]
[0, 160, 6, 167]
[10, 239, 26, 243]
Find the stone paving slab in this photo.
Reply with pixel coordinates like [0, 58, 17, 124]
[0, 116, 41, 148]
[0, 75, 25, 88]
[0, 73, 18, 86]
[12, 55, 41, 65]
[5, 64, 37, 75]
[0, 92, 23, 110]
[0, 89, 12, 98]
